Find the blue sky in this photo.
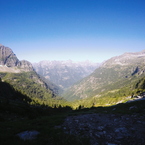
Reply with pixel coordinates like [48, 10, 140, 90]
[0, 0, 145, 63]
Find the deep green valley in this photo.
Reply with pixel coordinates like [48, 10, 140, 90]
[0, 45, 145, 145]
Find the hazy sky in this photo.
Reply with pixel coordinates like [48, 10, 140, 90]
[0, 0, 145, 63]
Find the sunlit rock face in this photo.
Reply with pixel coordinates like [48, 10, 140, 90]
[0, 45, 19, 67]
[0, 45, 34, 72]
[17, 60, 34, 72]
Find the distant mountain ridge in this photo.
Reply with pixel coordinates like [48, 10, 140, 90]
[63, 50, 145, 101]
[102, 50, 145, 67]
[33, 60, 99, 90]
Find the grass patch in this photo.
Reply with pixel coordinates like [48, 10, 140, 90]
[0, 112, 90, 145]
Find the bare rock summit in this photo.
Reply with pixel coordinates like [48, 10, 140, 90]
[0, 44, 34, 72]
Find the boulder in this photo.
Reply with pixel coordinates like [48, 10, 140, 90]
[17, 130, 40, 140]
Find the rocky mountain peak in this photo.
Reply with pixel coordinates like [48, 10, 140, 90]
[0, 44, 34, 72]
[102, 50, 145, 67]
[0, 45, 19, 67]
[18, 60, 34, 72]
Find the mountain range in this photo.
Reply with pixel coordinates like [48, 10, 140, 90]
[63, 50, 145, 104]
[1, 44, 145, 145]
[33, 60, 99, 90]
[1, 44, 145, 108]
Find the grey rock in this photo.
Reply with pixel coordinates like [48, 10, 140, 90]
[17, 130, 40, 140]
[103, 131, 106, 134]
[0, 45, 34, 71]
[129, 106, 137, 110]
[137, 121, 141, 123]
[112, 108, 116, 111]
[115, 127, 127, 133]
[18, 60, 34, 72]
[97, 126, 104, 131]
[97, 131, 104, 136]
[126, 118, 129, 120]
[0, 45, 19, 67]
[95, 133, 101, 138]
[114, 119, 118, 122]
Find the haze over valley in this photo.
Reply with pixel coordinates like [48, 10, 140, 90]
[1, 0, 145, 144]
[1, 44, 145, 145]
[33, 60, 99, 90]
[1, 44, 145, 105]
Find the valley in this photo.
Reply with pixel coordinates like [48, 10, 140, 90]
[62, 50, 145, 106]
[1, 0, 145, 144]
[33, 60, 99, 90]
[0, 44, 145, 145]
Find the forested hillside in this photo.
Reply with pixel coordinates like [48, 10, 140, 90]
[0, 45, 67, 107]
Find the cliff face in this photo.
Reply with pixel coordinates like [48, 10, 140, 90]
[18, 60, 34, 72]
[0, 44, 60, 98]
[0, 45, 19, 67]
[0, 45, 34, 72]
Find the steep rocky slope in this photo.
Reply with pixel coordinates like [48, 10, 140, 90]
[0, 45, 19, 67]
[33, 60, 99, 89]
[0, 45, 61, 105]
[63, 50, 145, 101]
[0, 45, 34, 72]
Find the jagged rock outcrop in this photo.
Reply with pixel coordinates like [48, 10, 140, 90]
[0, 45, 33, 72]
[0, 45, 19, 67]
[0, 44, 60, 99]
[18, 60, 34, 72]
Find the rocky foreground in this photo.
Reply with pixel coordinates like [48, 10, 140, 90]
[61, 113, 145, 145]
